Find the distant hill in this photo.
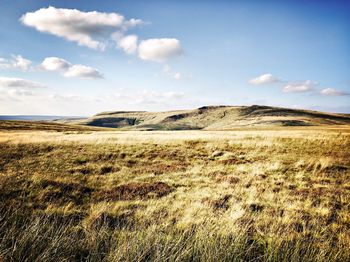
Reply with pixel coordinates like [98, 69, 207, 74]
[0, 120, 104, 131]
[0, 115, 85, 121]
[63, 105, 350, 130]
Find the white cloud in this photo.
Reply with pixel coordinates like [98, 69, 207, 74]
[41, 57, 71, 71]
[11, 55, 32, 71]
[283, 80, 316, 93]
[40, 57, 102, 79]
[112, 33, 138, 54]
[20, 6, 143, 50]
[63, 65, 103, 79]
[0, 77, 45, 88]
[123, 18, 144, 29]
[138, 38, 183, 62]
[321, 88, 349, 96]
[20, 7, 184, 64]
[0, 55, 32, 71]
[248, 73, 280, 85]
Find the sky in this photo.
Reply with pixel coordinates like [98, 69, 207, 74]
[0, 0, 349, 116]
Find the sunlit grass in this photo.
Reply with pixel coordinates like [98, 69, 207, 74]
[0, 126, 349, 261]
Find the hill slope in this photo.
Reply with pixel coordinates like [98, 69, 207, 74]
[64, 105, 350, 130]
[0, 120, 105, 131]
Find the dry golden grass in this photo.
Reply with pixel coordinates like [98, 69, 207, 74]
[0, 124, 349, 261]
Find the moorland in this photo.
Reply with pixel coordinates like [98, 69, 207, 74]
[0, 116, 349, 261]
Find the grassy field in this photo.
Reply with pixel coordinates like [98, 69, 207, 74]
[0, 123, 350, 261]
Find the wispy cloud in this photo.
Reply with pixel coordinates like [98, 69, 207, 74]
[320, 88, 349, 96]
[0, 55, 32, 71]
[248, 73, 280, 85]
[0, 76, 44, 101]
[283, 80, 317, 93]
[0, 76, 45, 88]
[248, 74, 339, 95]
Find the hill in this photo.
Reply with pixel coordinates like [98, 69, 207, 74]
[0, 115, 85, 121]
[66, 105, 350, 130]
[0, 120, 105, 131]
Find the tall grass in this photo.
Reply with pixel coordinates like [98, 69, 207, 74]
[0, 127, 349, 261]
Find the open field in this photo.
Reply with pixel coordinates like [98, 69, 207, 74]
[0, 123, 350, 261]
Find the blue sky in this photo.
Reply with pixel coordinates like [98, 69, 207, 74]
[0, 0, 349, 115]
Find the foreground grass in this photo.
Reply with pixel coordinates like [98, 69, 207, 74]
[0, 126, 349, 261]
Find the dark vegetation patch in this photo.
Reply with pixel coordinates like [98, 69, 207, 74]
[163, 113, 190, 121]
[248, 203, 264, 213]
[94, 111, 145, 116]
[239, 105, 350, 122]
[323, 164, 348, 173]
[294, 187, 340, 199]
[69, 166, 94, 175]
[37, 180, 94, 205]
[86, 117, 139, 128]
[211, 194, 232, 210]
[99, 165, 114, 174]
[73, 157, 88, 165]
[94, 182, 173, 201]
[0, 175, 29, 203]
[132, 162, 187, 175]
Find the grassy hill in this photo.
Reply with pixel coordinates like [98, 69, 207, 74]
[0, 120, 106, 132]
[67, 105, 350, 130]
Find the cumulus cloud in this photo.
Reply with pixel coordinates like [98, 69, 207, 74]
[40, 57, 103, 79]
[20, 6, 143, 50]
[321, 88, 349, 96]
[138, 38, 183, 62]
[20, 7, 184, 64]
[112, 32, 138, 54]
[63, 65, 103, 79]
[41, 57, 71, 71]
[283, 80, 316, 93]
[248, 73, 280, 85]
[0, 77, 45, 88]
[0, 55, 32, 71]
